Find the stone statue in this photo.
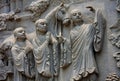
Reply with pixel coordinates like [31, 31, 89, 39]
[68, 8, 105, 81]
[32, 19, 58, 81]
[11, 27, 35, 81]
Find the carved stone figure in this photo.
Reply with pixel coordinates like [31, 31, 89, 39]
[69, 9, 95, 81]
[55, 3, 72, 69]
[54, 6, 105, 81]
[32, 19, 58, 81]
[11, 27, 35, 81]
[70, 8, 105, 81]
[42, 4, 73, 81]
[41, 4, 66, 78]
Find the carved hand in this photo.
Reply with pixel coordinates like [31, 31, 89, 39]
[56, 35, 66, 43]
[93, 22, 98, 27]
[24, 46, 32, 54]
[46, 32, 51, 43]
[56, 3, 64, 10]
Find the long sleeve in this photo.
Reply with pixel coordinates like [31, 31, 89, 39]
[32, 37, 50, 74]
[45, 6, 61, 22]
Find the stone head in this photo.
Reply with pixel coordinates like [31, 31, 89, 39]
[35, 19, 47, 33]
[70, 9, 83, 24]
[13, 27, 26, 40]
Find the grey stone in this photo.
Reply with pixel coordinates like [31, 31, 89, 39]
[0, 0, 120, 81]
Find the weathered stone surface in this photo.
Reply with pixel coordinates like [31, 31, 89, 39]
[0, 0, 120, 81]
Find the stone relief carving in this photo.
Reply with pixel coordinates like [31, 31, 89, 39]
[109, 19, 120, 68]
[69, 8, 105, 81]
[0, 12, 15, 31]
[11, 27, 35, 81]
[32, 19, 58, 81]
[0, 1, 109, 81]
[106, 73, 120, 81]
[116, 0, 120, 12]
[11, 28, 35, 81]
[109, 19, 120, 48]
[113, 52, 120, 68]
[25, 0, 50, 21]
[42, 3, 105, 81]
[0, 49, 8, 81]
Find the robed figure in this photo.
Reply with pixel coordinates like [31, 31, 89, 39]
[11, 27, 35, 81]
[69, 9, 105, 81]
[32, 19, 58, 81]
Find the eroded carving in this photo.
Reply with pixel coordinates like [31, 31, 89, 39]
[25, 0, 50, 21]
[69, 8, 105, 81]
[113, 52, 120, 68]
[116, 0, 120, 12]
[32, 19, 58, 80]
[0, 49, 8, 81]
[109, 19, 120, 48]
[106, 73, 120, 81]
[0, 1, 107, 81]
[11, 27, 35, 81]
[0, 12, 15, 31]
[108, 19, 120, 68]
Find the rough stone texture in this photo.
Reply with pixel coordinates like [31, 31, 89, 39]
[0, 0, 120, 81]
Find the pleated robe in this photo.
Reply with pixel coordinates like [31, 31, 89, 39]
[32, 33, 54, 81]
[71, 24, 98, 81]
[11, 40, 35, 81]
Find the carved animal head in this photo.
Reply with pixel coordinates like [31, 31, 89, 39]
[55, 4, 71, 26]
[55, 4, 96, 26]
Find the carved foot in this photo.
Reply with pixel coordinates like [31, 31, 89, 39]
[54, 71, 58, 77]
[41, 69, 52, 78]
[72, 74, 82, 81]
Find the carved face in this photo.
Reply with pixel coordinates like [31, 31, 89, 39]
[35, 19, 47, 33]
[56, 5, 71, 26]
[14, 27, 26, 39]
[70, 9, 83, 23]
